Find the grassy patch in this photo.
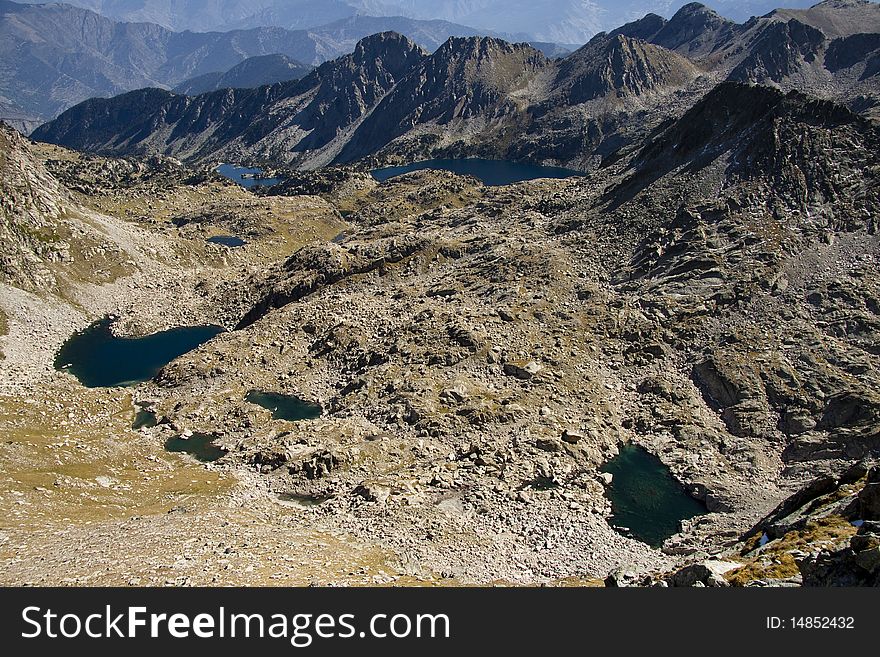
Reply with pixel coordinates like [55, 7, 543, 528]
[726, 515, 857, 586]
[0, 390, 232, 529]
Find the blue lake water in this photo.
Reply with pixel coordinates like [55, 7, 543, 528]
[601, 444, 707, 547]
[216, 164, 281, 188]
[370, 159, 582, 186]
[55, 318, 224, 388]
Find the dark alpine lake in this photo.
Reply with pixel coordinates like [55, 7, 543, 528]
[164, 433, 227, 462]
[131, 404, 158, 430]
[216, 164, 281, 188]
[207, 235, 247, 247]
[370, 158, 582, 186]
[245, 390, 322, 421]
[601, 444, 707, 547]
[55, 318, 223, 388]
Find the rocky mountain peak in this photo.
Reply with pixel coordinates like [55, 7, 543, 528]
[350, 31, 427, 70]
[767, 0, 880, 37]
[553, 34, 698, 105]
[813, 0, 874, 8]
[429, 35, 548, 78]
[337, 34, 549, 162]
[630, 80, 879, 227]
[653, 2, 737, 53]
[664, 2, 730, 33]
[609, 2, 737, 58]
[608, 13, 667, 41]
[729, 19, 826, 84]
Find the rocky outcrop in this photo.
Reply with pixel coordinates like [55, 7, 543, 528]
[728, 20, 826, 85]
[236, 234, 432, 329]
[798, 466, 880, 586]
[0, 122, 135, 294]
[668, 559, 741, 587]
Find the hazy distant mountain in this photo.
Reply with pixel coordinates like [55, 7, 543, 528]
[17, 0, 827, 43]
[14, 0, 358, 32]
[173, 55, 313, 95]
[0, 0, 510, 123]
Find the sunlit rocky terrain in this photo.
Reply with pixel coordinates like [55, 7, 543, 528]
[1, 1, 879, 587]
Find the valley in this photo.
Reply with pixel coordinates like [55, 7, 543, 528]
[1, 1, 879, 588]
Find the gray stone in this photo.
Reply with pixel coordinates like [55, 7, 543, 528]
[503, 360, 543, 380]
[853, 547, 880, 573]
[562, 428, 585, 444]
[669, 560, 741, 587]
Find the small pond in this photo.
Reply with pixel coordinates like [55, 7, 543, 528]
[275, 492, 331, 508]
[216, 163, 281, 188]
[601, 444, 707, 547]
[245, 390, 322, 421]
[55, 318, 223, 388]
[208, 235, 247, 247]
[132, 403, 158, 430]
[164, 433, 227, 462]
[370, 158, 582, 187]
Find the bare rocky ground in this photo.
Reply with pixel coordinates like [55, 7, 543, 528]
[2, 81, 880, 587]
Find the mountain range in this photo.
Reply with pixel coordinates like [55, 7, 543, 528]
[0, 0, 535, 128]
[172, 55, 313, 95]
[15, 0, 824, 43]
[32, 1, 880, 172]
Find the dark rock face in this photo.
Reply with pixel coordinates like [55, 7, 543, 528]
[287, 32, 428, 153]
[857, 468, 880, 521]
[824, 32, 880, 72]
[629, 82, 880, 222]
[729, 20, 826, 84]
[340, 37, 548, 162]
[609, 13, 668, 42]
